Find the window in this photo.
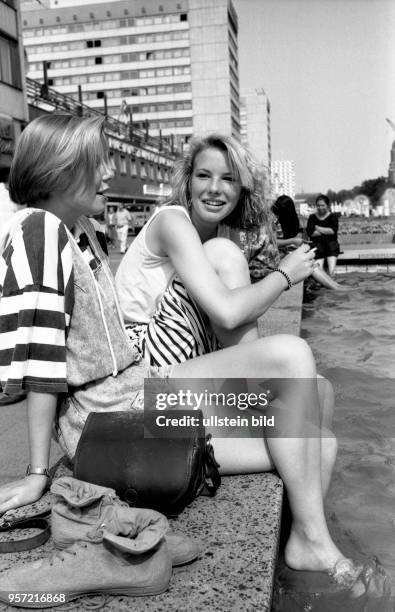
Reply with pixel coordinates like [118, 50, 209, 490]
[140, 162, 147, 178]
[97, 91, 104, 99]
[0, 35, 21, 88]
[95, 57, 102, 65]
[87, 41, 93, 48]
[120, 156, 127, 175]
[94, 40, 101, 47]
[109, 153, 117, 172]
[130, 158, 137, 176]
[180, 13, 187, 21]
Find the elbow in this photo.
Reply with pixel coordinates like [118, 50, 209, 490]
[213, 309, 241, 331]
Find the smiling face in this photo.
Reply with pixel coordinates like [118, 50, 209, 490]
[189, 147, 242, 231]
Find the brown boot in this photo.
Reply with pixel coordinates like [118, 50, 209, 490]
[0, 536, 171, 608]
[51, 477, 200, 566]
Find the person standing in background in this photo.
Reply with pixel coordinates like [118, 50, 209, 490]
[115, 204, 131, 254]
[106, 206, 116, 248]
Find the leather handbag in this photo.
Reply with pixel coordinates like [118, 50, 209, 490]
[73, 410, 221, 517]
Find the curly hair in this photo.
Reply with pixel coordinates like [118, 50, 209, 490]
[168, 134, 277, 235]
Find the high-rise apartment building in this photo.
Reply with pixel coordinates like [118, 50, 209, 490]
[271, 160, 296, 200]
[240, 88, 271, 173]
[0, 0, 29, 182]
[21, 0, 240, 149]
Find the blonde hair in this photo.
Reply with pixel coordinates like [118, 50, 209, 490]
[9, 114, 108, 206]
[168, 133, 275, 232]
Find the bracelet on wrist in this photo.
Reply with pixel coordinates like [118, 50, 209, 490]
[272, 268, 293, 291]
[26, 465, 50, 478]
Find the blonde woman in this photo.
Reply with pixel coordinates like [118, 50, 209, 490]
[116, 134, 315, 365]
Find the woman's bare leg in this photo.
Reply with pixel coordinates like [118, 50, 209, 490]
[171, 335, 346, 572]
[317, 375, 337, 497]
[312, 266, 344, 290]
[203, 238, 259, 346]
[326, 255, 338, 276]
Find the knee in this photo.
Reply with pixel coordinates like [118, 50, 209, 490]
[317, 375, 335, 423]
[204, 238, 250, 282]
[265, 335, 316, 377]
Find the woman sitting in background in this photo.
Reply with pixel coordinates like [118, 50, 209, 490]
[306, 193, 341, 276]
[273, 194, 344, 290]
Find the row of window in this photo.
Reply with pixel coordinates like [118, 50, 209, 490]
[108, 152, 170, 182]
[47, 65, 191, 87]
[82, 82, 191, 101]
[131, 118, 193, 130]
[28, 48, 190, 72]
[23, 14, 187, 37]
[25, 30, 189, 54]
[131, 101, 192, 114]
[0, 34, 21, 89]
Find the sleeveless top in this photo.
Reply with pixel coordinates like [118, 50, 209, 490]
[115, 205, 190, 325]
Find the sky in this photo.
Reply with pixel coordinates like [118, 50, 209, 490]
[233, 0, 395, 193]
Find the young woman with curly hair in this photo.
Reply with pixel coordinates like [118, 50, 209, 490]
[116, 134, 316, 365]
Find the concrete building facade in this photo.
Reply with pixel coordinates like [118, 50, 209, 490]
[271, 159, 296, 200]
[0, 0, 29, 182]
[21, 0, 240, 149]
[240, 88, 271, 173]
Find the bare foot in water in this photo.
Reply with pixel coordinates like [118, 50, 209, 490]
[284, 526, 347, 572]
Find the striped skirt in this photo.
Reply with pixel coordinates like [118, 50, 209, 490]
[125, 278, 220, 367]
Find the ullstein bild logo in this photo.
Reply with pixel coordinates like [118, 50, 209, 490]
[154, 413, 275, 428]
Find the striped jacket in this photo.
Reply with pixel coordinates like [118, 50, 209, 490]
[0, 210, 106, 396]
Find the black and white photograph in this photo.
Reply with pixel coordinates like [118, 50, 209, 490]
[0, 0, 394, 610]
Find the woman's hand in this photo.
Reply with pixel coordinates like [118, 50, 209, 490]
[0, 475, 48, 516]
[278, 244, 317, 285]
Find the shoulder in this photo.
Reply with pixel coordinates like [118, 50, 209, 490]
[18, 210, 69, 249]
[155, 205, 190, 223]
[155, 206, 192, 237]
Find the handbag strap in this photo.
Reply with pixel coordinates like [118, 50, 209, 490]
[0, 515, 51, 553]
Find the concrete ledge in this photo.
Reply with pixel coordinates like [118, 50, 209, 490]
[258, 281, 303, 338]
